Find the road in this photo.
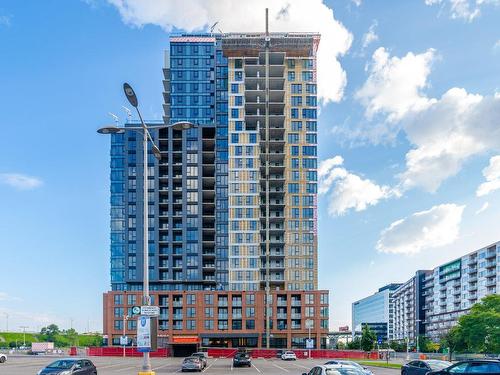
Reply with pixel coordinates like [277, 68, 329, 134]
[0, 356, 399, 375]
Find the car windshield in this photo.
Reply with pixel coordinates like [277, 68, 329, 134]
[47, 360, 76, 369]
[336, 368, 363, 375]
[340, 361, 363, 370]
[428, 361, 452, 370]
[237, 353, 249, 358]
[184, 357, 199, 363]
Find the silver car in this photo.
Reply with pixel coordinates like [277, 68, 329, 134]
[181, 357, 203, 372]
[303, 364, 366, 375]
[324, 360, 373, 375]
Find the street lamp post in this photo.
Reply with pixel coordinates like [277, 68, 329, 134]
[20, 326, 28, 346]
[98, 82, 196, 375]
[122, 314, 129, 358]
[416, 319, 422, 353]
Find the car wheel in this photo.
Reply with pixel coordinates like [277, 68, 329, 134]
[0, 357, 5, 363]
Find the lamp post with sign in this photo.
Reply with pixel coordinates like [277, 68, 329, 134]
[98, 83, 196, 375]
[305, 319, 314, 359]
[122, 315, 129, 358]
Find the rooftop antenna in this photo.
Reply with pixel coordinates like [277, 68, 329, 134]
[108, 112, 119, 125]
[210, 21, 219, 33]
[122, 106, 132, 122]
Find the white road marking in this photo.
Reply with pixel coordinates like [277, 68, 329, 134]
[98, 363, 123, 369]
[204, 358, 218, 372]
[153, 362, 172, 370]
[273, 363, 291, 372]
[252, 363, 262, 373]
[114, 365, 138, 372]
[291, 362, 310, 369]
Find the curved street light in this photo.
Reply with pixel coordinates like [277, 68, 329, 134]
[97, 82, 196, 373]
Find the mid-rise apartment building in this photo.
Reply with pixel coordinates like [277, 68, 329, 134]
[392, 271, 429, 344]
[351, 284, 401, 341]
[359, 241, 499, 344]
[423, 242, 499, 340]
[103, 28, 328, 351]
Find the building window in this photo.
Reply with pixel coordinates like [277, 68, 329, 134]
[114, 295, 123, 305]
[246, 294, 255, 305]
[205, 294, 214, 305]
[187, 320, 196, 330]
[288, 71, 295, 81]
[127, 294, 136, 306]
[246, 320, 255, 330]
[204, 320, 214, 330]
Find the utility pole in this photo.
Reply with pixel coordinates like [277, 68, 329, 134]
[264, 7, 271, 350]
[3, 313, 8, 332]
[123, 315, 129, 358]
[20, 326, 28, 346]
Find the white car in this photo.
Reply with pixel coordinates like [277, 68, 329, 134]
[303, 364, 365, 375]
[324, 360, 373, 375]
[0, 353, 7, 363]
[281, 351, 297, 360]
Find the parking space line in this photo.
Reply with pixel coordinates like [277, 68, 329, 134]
[291, 362, 310, 369]
[114, 365, 138, 372]
[252, 363, 261, 373]
[204, 358, 218, 372]
[153, 362, 172, 371]
[273, 363, 290, 372]
[98, 363, 123, 369]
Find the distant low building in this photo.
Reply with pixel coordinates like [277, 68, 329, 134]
[351, 283, 402, 341]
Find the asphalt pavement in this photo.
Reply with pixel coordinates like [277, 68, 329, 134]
[0, 356, 400, 375]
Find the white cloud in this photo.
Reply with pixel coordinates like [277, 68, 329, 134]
[0, 173, 43, 190]
[362, 20, 379, 50]
[0, 292, 22, 302]
[355, 47, 436, 122]
[476, 155, 500, 196]
[350, 47, 500, 192]
[424, 0, 500, 22]
[376, 203, 465, 254]
[107, 0, 352, 104]
[319, 156, 394, 215]
[494, 40, 500, 51]
[352, 0, 362, 6]
[0, 14, 11, 27]
[475, 202, 489, 215]
[400, 89, 500, 192]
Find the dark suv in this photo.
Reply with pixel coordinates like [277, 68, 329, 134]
[233, 352, 251, 367]
[428, 360, 500, 375]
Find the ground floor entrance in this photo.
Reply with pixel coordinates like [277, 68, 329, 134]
[169, 336, 200, 357]
[171, 343, 197, 357]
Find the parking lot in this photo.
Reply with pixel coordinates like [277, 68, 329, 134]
[0, 356, 398, 375]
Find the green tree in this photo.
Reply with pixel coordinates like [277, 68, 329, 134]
[440, 295, 500, 354]
[360, 324, 376, 352]
[418, 335, 433, 352]
[40, 324, 60, 342]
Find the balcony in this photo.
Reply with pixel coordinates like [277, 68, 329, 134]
[172, 314, 183, 320]
[291, 313, 302, 319]
[277, 313, 287, 319]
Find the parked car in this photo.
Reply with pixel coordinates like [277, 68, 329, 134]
[281, 351, 297, 360]
[0, 353, 6, 363]
[191, 352, 208, 369]
[276, 349, 284, 359]
[303, 364, 366, 375]
[181, 356, 203, 372]
[325, 360, 374, 375]
[401, 360, 452, 375]
[233, 352, 252, 367]
[427, 359, 500, 375]
[37, 358, 97, 375]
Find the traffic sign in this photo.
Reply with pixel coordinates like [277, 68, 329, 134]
[306, 338, 314, 349]
[131, 306, 141, 316]
[377, 337, 383, 345]
[140, 305, 160, 316]
[305, 319, 314, 329]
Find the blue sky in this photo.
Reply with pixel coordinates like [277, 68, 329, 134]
[0, 0, 499, 333]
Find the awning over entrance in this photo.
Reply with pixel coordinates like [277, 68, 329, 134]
[171, 336, 200, 344]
